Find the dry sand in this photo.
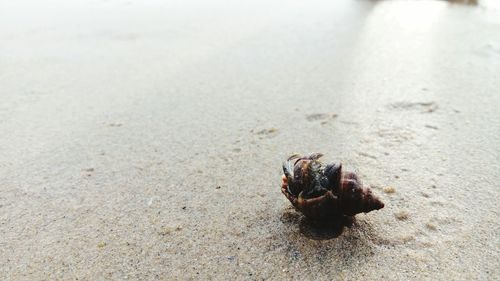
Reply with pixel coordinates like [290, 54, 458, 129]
[1, 0, 499, 280]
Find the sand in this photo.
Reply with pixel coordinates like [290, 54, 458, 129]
[1, 0, 499, 280]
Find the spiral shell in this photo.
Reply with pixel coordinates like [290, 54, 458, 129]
[281, 153, 384, 223]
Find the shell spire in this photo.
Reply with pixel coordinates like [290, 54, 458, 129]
[339, 174, 384, 216]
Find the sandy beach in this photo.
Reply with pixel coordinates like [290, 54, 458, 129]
[1, 0, 499, 280]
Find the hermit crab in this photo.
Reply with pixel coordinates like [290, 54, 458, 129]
[281, 153, 384, 225]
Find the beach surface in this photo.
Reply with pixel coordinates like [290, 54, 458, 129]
[1, 0, 499, 280]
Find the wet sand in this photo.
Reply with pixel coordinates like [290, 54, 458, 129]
[1, 0, 499, 280]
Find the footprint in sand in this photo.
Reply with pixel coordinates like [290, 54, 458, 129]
[251, 128, 279, 139]
[387, 101, 438, 113]
[305, 113, 338, 124]
[373, 126, 416, 147]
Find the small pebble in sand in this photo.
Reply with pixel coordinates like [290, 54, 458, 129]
[215, 186, 221, 189]
[383, 186, 396, 193]
[97, 242, 107, 248]
[159, 229, 170, 236]
[425, 124, 439, 130]
[426, 222, 437, 231]
[399, 235, 415, 243]
[159, 225, 183, 236]
[395, 211, 409, 220]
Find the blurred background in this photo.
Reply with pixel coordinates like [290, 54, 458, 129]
[1, 0, 499, 280]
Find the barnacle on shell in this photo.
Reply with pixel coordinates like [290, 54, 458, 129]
[281, 153, 384, 224]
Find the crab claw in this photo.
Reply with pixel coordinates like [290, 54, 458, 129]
[287, 153, 301, 161]
[281, 177, 298, 206]
[297, 191, 341, 221]
[301, 153, 324, 161]
[323, 162, 342, 193]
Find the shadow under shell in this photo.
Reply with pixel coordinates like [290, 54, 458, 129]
[298, 216, 354, 240]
